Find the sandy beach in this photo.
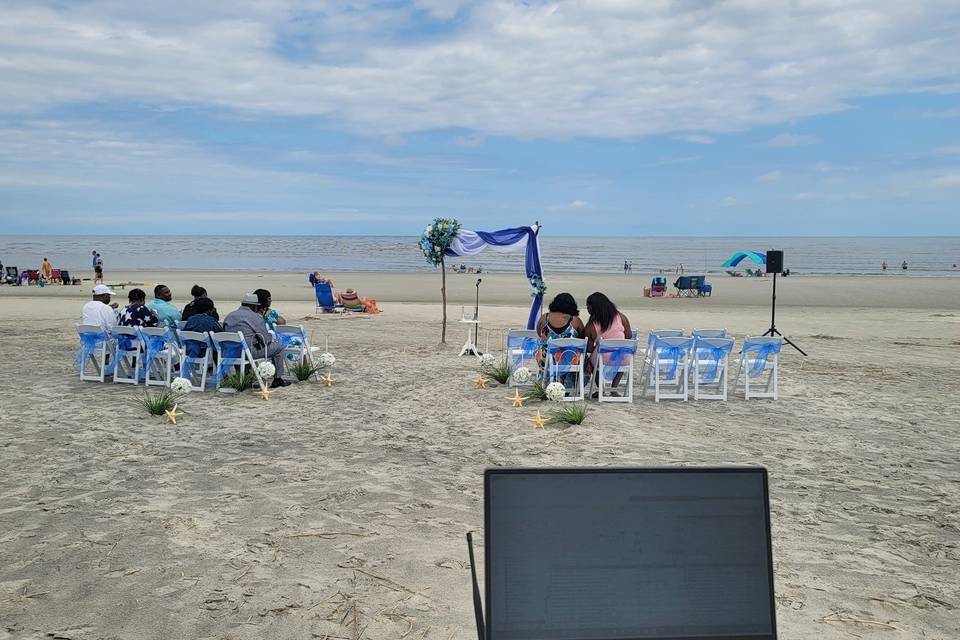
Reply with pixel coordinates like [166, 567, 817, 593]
[1, 273, 958, 639]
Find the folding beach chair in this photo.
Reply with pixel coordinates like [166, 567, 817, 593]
[178, 330, 214, 391]
[544, 338, 587, 402]
[692, 336, 735, 401]
[3, 266, 18, 285]
[76, 324, 113, 382]
[140, 326, 179, 387]
[505, 329, 539, 387]
[210, 331, 267, 391]
[273, 324, 318, 381]
[643, 335, 694, 402]
[314, 281, 344, 314]
[594, 338, 638, 403]
[109, 326, 141, 384]
[734, 336, 782, 400]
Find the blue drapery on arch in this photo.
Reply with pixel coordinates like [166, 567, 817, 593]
[444, 225, 544, 330]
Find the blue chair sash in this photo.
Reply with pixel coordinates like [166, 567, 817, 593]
[140, 329, 173, 380]
[75, 332, 116, 374]
[506, 335, 539, 367]
[744, 341, 781, 376]
[598, 343, 637, 381]
[653, 338, 692, 380]
[212, 339, 247, 384]
[695, 341, 733, 383]
[275, 330, 304, 349]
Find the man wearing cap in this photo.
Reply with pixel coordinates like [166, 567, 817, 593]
[223, 292, 289, 388]
[82, 284, 119, 331]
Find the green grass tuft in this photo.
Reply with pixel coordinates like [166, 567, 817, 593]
[289, 360, 322, 382]
[550, 402, 588, 425]
[480, 358, 512, 385]
[138, 389, 181, 415]
[221, 370, 257, 391]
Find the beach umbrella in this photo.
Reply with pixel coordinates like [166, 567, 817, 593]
[721, 251, 767, 268]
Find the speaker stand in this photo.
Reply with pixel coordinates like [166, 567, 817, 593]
[762, 272, 807, 356]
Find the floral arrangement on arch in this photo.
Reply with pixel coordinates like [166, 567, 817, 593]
[528, 274, 547, 299]
[419, 218, 462, 266]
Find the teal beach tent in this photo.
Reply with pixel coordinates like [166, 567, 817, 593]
[722, 251, 767, 268]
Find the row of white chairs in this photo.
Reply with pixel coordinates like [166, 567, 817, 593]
[75, 324, 318, 391]
[504, 328, 782, 403]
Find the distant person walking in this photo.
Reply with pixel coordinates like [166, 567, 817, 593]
[628, 260, 633, 274]
[901, 260, 908, 271]
[41, 257, 52, 282]
[881, 260, 887, 271]
[623, 260, 629, 275]
[94, 254, 104, 284]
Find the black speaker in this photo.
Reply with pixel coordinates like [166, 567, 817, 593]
[766, 250, 783, 274]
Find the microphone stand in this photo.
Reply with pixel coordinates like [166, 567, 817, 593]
[474, 278, 482, 354]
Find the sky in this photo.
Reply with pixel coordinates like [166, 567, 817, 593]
[0, 0, 959, 236]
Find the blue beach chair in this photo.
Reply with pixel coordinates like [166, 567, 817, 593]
[315, 281, 344, 314]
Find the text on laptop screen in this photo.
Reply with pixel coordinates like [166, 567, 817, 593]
[486, 469, 775, 640]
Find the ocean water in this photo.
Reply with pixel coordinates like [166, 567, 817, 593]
[1, 235, 959, 276]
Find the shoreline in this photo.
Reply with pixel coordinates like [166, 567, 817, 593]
[2, 270, 959, 310]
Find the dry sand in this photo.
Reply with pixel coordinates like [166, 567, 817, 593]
[1, 273, 959, 639]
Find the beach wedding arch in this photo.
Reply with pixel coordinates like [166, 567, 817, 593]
[419, 220, 545, 343]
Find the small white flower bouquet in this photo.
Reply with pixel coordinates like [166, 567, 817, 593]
[170, 377, 193, 394]
[545, 381, 567, 402]
[512, 366, 532, 384]
[479, 353, 497, 367]
[318, 352, 336, 367]
[257, 361, 276, 379]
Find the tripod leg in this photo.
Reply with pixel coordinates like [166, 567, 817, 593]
[781, 335, 807, 356]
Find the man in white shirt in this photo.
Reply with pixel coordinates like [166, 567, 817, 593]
[81, 284, 119, 330]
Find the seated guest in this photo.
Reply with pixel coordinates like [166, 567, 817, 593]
[81, 284, 119, 331]
[535, 293, 585, 380]
[182, 284, 219, 321]
[223, 293, 289, 388]
[253, 288, 286, 329]
[147, 284, 181, 327]
[118, 288, 160, 327]
[340, 289, 379, 313]
[536, 292, 584, 340]
[183, 297, 222, 333]
[583, 292, 632, 387]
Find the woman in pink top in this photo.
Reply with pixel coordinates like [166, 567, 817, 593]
[584, 292, 633, 391]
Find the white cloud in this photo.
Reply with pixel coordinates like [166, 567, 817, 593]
[932, 174, 960, 188]
[767, 133, 819, 147]
[721, 196, 739, 207]
[548, 200, 593, 211]
[0, 2, 958, 138]
[933, 145, 960, 156]
[923, 108, 960, 118]
[674, 134, 716, 145]
[758, 170, 782, 183]
[789, 192, 818, 201]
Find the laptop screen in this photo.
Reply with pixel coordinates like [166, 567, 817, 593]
[484, 468, 776, 640]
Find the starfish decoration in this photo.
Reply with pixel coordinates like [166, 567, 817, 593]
[474, 376, 488, 389]
[322, 373, 334, 386]
[509, 389, 530, 407]
[529, 410, 547, 430]
[258, 387, 272, 400]
[164, 404, 181, 425]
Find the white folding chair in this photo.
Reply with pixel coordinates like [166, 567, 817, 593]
[211, 331, 267, 391]
[505, 329, 539, 387]
[692, 337, 734, 401]
[178, 330, 214, 391]
[76, 324, 113, 382]
[638, 329, 684, 384]
[643, 335, 694, 402]
[692, 328, 727, 339]
[140, 326, 178, 387]
[734, 336, 782, 400]
[544, 338, 588, 402]
[273, 324, 318, 381]
[109, 326, 141, 384]
[595, 338, 638, 403]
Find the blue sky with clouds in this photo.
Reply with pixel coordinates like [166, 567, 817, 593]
[1, 0, 959, 236]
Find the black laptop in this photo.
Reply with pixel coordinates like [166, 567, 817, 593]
[483, 467, 776, 640]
